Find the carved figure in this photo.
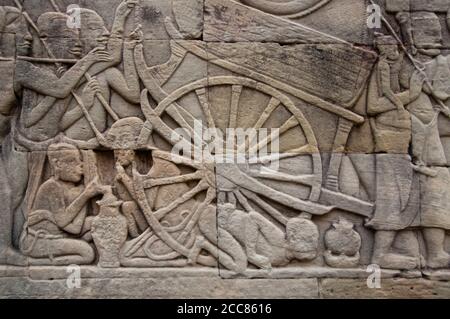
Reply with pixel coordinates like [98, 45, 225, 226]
[60, 2, 142, 142]
[367, 34, 425, 270]
[190, 204, 319, 272]
[107, 117, 154, 237]
[0, 6, 31, 266]
[369, 11, 450, 269]
[19, 143, 111, 265]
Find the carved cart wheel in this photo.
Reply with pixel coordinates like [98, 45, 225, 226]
[129, 76, 324, 263]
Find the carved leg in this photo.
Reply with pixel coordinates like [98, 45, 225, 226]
[197, 209, 247, 273]
[372, 230, 417, 270]
[423, 228, 450, 269]
[24, 237, 95, 266]
[325, 118, 353, 191]
[187, 236, 217, 267]
[216, 229, 247, 274]
[0, 146, 27, 266]
[244, 212, 283, 270]
[80, 216, 93, 242]
[124, 201, 148, 233]
[122, 202, 140, 238]
[0, 154, 13, 263]
[396, 231, 425, 268]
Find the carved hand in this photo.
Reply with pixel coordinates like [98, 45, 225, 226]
[86, 48, 113, 64]
[393, 96, 405, 111]
[115, 163, 128, 182]
[81, 78, 102, 108]
[409, 71, 426, 100]
[85, 176, 108, 197]
[116, 0, 138, 19]
[125, 25, 144, 49]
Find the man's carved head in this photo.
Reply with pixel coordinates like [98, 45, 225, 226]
[37, 12, 82, 59]
[106, 117, 145, 150]
[75, 8, 110, 54]
[0, 6, 33, 56]
[114, 149, 135, 167]
[285, 217, 319, 261]
[374, 33, 400, 61]
[411, 12, 442, 56]
[47, 143, 83, 183]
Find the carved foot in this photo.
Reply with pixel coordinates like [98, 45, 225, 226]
[427, 252, 450, 269]
[373, 253, 418, 270]
[187, 236, 206, 265]
[417, 255, 427, 269]
[248, 254, 272, 271]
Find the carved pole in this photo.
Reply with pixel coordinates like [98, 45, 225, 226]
[325, 118, 353, 191]
[14, 0, 120, 122]
[48, 0, 120, 121]
[369, 0, 450, 115]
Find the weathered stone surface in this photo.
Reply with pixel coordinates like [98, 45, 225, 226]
[320, 278, 450, 299]
[3, 267, 450, 298]
[0, 274, 320, 299]
[4, 0, 204, 40]
[1, 0, 450, 299]
[204, 0, 373, 44]
[386, 0, 450, 12]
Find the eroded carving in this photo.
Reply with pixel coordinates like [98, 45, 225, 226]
[0, 1, 449, 291]
[20, 142, 109, 265]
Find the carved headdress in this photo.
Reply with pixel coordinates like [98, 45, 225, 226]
[374, 33, 397, 47]
[104, 117, 155, 150]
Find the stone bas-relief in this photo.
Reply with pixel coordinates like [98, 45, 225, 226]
[0, 0, 450, 298]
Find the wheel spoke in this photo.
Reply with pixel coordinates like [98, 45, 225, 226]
[254, 97, 281, 129]
[165, 104, 197, 139]
[142, 171, 204, 189]
[248, 116, 299, 154]
[233, 189, 253, 212]
[256, 144, 317, 164]
[229, 85, 243, 128]
[240, 189, 288, 226]
[234, 97, 281, 153]
[195, 88, 216, 129]
[219, 165, 331, 215]
[182, 187, 217, 234]
[248, 169, 316, 187]
[227, 191, 237, 206]
[152, 150, 204, 170]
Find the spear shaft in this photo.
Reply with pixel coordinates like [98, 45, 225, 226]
[369, 0, 450, 115]
[14, 0, 120, 122]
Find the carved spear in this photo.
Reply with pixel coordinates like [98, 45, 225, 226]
[14, 0, 120, 122]
[47, 0, 120, 121]
[368, 0, 450, 116]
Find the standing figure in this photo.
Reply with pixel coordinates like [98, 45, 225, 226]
[367, 34, 425, 270]
[408, 66, 450, 269]
[370, 12, 450, 269]
[60, 1, 141, 142]
[0, 6, 31, 265]
[15, 11, 113, 143]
